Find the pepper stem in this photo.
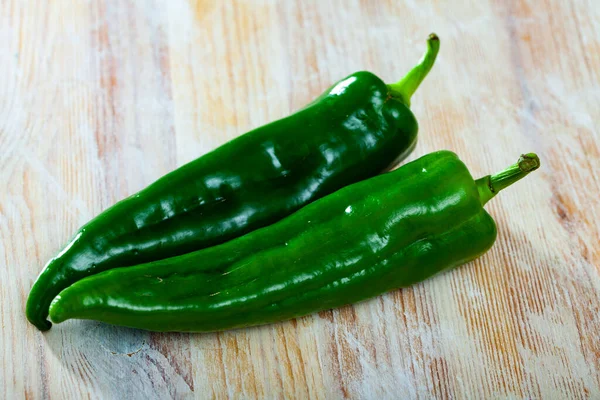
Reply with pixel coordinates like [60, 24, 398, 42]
[387, 33, 440, 106]
[476, 153, 541, 206]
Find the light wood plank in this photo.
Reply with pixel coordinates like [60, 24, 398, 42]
[1, 0, 599, 398]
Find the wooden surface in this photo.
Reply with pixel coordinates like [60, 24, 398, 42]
[1, 0, 599, 398]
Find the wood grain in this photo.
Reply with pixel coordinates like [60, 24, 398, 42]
[1, 0, 599, 398]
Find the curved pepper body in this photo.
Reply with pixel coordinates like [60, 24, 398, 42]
[49, 151, 504, 332]
[27, 73, 417, 331]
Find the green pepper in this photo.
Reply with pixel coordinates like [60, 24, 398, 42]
[26, 35, 440, 331]
[48, 151, 540, 333]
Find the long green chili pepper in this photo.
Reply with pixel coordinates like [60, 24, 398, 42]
[48, 151, 540, 333]
[27, 35, 440, 331]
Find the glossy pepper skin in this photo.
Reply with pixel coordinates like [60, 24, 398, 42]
[48, 151, 540, 333]
[27, 35, 440, 331]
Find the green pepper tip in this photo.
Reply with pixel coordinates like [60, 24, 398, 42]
[476, 152, 541, 205]
[48, 295, 66, 324]
[427, 33, 440, 49]
[387, 33, 440, 106]
[518, 153, 540, 173]
[34, 319, 52, 331]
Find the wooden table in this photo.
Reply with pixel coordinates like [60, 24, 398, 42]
[1, 0, 599, 398]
